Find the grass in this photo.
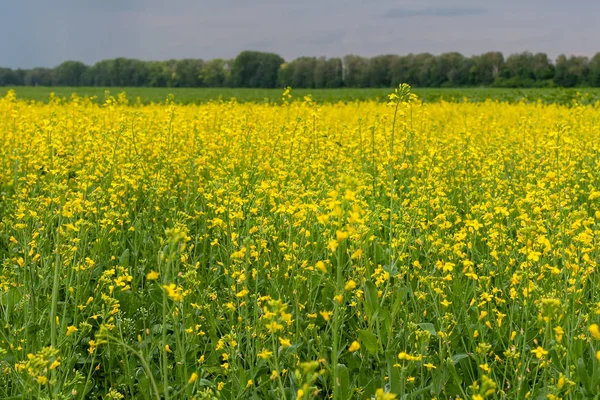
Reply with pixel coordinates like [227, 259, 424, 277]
[3, 86, 600, 105]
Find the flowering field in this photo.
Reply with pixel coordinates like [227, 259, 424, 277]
[1, 87, 600, 399]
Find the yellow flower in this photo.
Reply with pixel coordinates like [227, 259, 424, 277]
[279, 337, 291, 348]
[589, 324, 600, 340]
[344, 279, 357, 291]
[188, 372, 198, 384]
[348, 341, 361, 352]
[146, 270, 160, 280]
[164, 344, 172, 353]
[257, 349, 273, 360]
[423, 363, 436, 371]
[66, 325, 78, 336]
[163, 283, 184, 302]
[265, 321, 283, 333]
[315, 261, 327, 273]
[375, 388, 397, 399]
[398, 352, 422, 361]
[531, 346, 548, 359]
[320, 310, 333, 321]
[554, 326, 564, 342]
[336, 230, 349, 242]
[37, 375, 48, 385]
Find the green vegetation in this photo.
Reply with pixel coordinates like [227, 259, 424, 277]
[4, 86, 600, 105]
[4, 85, 600, 399]
[2, 50, 600, 89]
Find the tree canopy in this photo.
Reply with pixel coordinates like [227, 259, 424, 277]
[3, 51, 600, 88]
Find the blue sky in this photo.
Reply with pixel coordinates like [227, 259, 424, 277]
[1, 0, 598, 68]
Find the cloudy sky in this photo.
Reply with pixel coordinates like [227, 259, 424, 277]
[1, 0, 598, 68]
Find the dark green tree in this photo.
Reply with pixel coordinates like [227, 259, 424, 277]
[199, 58, 230, 87]
[53, 61, 88, 86]
[588, 53, 600, 87]
[174, 59, 204, 87]
[24, 68, 53, 86]
[231, 51, 284, 88]
[470, 52, 504, 86]
[554, 55, 589, 87]
[343, 55, 369, 87]
[368, 55, 396, 87]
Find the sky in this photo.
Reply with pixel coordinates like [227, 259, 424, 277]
[1, 0, 598, 68]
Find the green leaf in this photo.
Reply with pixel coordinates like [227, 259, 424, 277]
[365, 280, 379, 316]
[451, 353, 469, 364]
[119, 248, 130, 268]
[577, 358, 592, 395]
[336, 363, 350, 399]
[446, 358, 462, 385]
[430, 369, 443, 396]
[358, 330, 379, 354]
[387, 353, 403, 395]
[417, 322, 437, 336]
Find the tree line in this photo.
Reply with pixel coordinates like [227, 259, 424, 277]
[2, 50, 600, 88]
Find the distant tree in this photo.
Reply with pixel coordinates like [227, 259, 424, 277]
[314, 57, 343, 88]
[390, 55, 413, 87]
[146, 61, 171, 87]
[368, 55, 396, 87]
[343, 55, 369, 88]
[7, 50, 600, 89]
[24, 68, 53, 86]
[278, 62, 294, 87]
[588, 53, 600, 87]
[324, 58, 343, 88]
[428, 52, 471, 87]
[412, 53, 435, 87]
[281, 57, 343, 89]
[83, 60, 114, 86]
[313, 58, 326, 88]
[496, 52, 553, 87]
[200, 58, 230, 87]
[231, 51, 284, 88]
[498, 52, 534, 86]
[53, 60, 88, 86]
[0, 68, 23, 86]
[470, 52, 504, 86]
[294, 57, 318, 88]
[174, 59, 203, 87]
[554, 55, 589, 87]
[531, 53, 555, 82]
[113, 58, 150, 86]
[392, 53, 437, 87]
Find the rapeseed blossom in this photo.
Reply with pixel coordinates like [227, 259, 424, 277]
[1, 88, 600, 398]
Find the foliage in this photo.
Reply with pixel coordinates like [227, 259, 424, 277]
[4, 51, 600, 88]
[230, 51, 284, 88]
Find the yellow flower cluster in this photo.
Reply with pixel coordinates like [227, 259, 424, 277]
[2, 87, 600, 398]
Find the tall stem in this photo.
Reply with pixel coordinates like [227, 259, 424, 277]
[389, 101, 401, 268]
